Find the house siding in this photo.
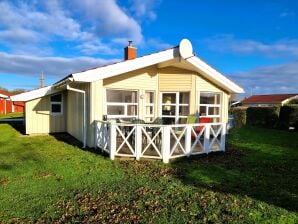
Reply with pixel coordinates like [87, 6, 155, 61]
[103, 66, 158, 90]
[158, 67, 197, 116]
[89, 80, 104, 147]
[66, 83, 90, 143]
[158, 67, 193, 91]
[25, 91, 66, 134]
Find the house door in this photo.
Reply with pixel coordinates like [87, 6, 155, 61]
[160, 92, 190, 124]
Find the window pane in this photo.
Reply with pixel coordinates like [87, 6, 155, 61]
[127, 105, 137, 116]
[179, 92, 189, 104]
[51, 104, 61, 113]
[209, 107, 220, 115]
[178, 118, 187, 124]
[215, 94, 220, 104]
[163, 117, 175, 125]
[162, 106, 175, 115]
[179, 106, 189, 116]
[145, 92, 154, 104]
[200, 92, 220, 104]
[106, 90, 137, 103]
[51, 94, 62, 102]
[145, 106, 154, 115]
[200, 106, 207, 116]
[107, 105, 124, 115]
[162, 93, 176, 104]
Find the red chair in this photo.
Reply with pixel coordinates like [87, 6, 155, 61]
[196, 117, 212, 133]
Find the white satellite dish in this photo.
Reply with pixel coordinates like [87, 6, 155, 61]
[179, 39, 193, 59]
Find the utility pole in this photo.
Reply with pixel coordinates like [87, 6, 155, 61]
[40, 72, 44, 88]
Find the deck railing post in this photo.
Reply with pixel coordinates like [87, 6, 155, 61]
[162, 126, 171, 163]
[109, 122, 116, 160]
[104, 123, 109, 152]
[220, 123, 226, 151]
[100, 122, 105, 152]
[185, 125, 191, 157]
[135, 125, 142, 160]
[204, 124, 210, 154]
[94, 121, 99, 149]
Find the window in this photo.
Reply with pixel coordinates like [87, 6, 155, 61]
[161, 92, 190, 124]
[199, 92, 221, 121]
[51, 94, 63, 115]
[144, 91, 155, 122]
[106, 89, 138, 119]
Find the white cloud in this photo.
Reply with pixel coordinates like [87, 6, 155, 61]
[0, 0, 146, 56]
[129, 0, 161, 21]
[204, 35, 298, 58]
[229, 61, 298, 96]
[76, 40, 120, 55]
[145, 38, 172, 50]
[71, 0, 143, 44]
[0, 52, 119, 78]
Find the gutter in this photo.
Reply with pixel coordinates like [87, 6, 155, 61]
[54, 77, 74, 89]
[66, 85, 87, 148]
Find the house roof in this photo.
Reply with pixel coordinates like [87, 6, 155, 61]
[11, 39, 244, 102]
[242, 94, 298, 104]
[0, 89, 12, 98]
[10, 86, 60, 102]
[70, 46, 244, 94]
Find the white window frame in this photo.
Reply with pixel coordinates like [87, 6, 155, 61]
[199, 92, 221, 119]
[160, 92, 190, 124]
[144, 91, 155, 122]
[106, 89, 138, 119]
[50, 93, 63, 116]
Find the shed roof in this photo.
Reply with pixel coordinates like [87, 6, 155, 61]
[242, 94, 298, 104]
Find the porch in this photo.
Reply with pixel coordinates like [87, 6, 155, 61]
[95, 121, 226, 163]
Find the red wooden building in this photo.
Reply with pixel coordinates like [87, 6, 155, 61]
[0, 89, 24, 114]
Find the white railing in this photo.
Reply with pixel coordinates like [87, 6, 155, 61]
[95, 121, 226, 163]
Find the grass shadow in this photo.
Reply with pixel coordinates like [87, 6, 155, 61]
[50, 133, 104, 156]
[170, 142, 298, 212]
[0, 120, 25, 135]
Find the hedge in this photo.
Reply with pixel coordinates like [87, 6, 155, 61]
[230, 107, 247, 128]
[278, 105, 298, 130]
[246, 107, 280, 128]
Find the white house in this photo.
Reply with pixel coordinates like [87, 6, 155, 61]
[11, 39, 244, 162]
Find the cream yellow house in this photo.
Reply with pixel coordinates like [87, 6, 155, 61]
[11, 39, 244, 152]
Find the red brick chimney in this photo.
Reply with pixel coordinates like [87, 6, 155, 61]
[124, 41, 136, 60]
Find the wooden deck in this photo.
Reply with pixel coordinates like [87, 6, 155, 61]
[95, 121, 226, 163]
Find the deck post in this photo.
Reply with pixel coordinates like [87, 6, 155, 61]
[220, 123, 226, 151]
[100, 123, 105, 152]
[94, 121, 99, 150]
[204, 124, 210, 154]
[135, 125, 142, 160]
[109, 122, 116, 160]
[185, 125, 191, 157]
[162, 126, 171, 163]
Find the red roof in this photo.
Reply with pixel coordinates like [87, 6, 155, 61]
[0, 89, 12, 97]
[242, 94, 298, 104]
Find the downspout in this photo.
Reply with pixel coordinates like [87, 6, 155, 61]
[66, 85, 87, 148]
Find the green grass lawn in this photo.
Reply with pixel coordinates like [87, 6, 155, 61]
[0, 123, 297, 223]
[0, 112, 24, 119]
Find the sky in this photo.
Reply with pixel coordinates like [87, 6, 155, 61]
[0, 0, 297, 97]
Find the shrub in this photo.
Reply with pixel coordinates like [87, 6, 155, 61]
[246, 107, 279, 128]
[278, 105, 298, 131]
[230, 107, 247, 128]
